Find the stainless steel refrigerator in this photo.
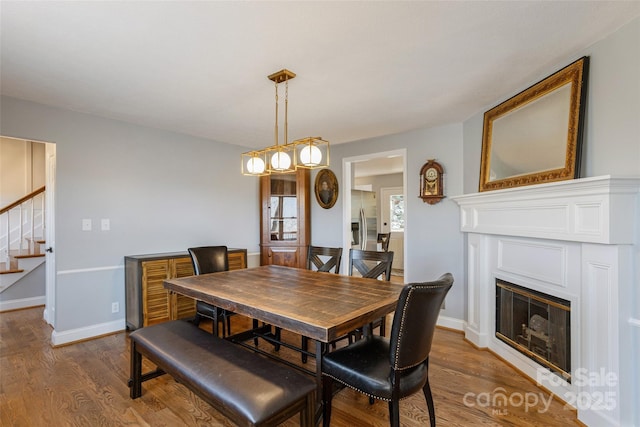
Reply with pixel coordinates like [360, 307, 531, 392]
[351, 190, 377, 250]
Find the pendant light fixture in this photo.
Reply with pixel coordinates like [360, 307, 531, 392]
[241, 69, 330, 176]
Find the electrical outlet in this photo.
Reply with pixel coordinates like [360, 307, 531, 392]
[111, 302, 119, 313]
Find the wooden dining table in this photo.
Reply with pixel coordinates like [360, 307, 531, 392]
[163, 264, 405, 408]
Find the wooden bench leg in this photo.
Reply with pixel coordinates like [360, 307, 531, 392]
[130, 341, 142, 399]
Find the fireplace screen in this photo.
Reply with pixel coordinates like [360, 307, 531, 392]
[496, 280, 571, 382]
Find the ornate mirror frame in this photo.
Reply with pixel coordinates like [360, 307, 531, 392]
[479, 56, 589, 192]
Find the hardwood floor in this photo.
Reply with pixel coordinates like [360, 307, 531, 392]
[0, 307, 581, 426]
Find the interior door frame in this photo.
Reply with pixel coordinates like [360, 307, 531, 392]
[341, 149, 407, 276]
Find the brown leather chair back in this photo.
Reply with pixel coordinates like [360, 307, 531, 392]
[188, 246, 229, 275]
[389, 273, 454, 369]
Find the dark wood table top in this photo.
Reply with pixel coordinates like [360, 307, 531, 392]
[164, 265, 405, 342]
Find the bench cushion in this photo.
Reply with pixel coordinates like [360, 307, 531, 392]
[130, 320, 315, 425]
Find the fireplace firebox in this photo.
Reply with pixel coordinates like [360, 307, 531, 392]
[495, 280, 571, 382]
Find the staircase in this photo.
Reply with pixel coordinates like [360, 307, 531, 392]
[0, 187, 46, 292]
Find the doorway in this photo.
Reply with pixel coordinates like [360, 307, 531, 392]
[0, 136, 56, 326]
[342, 149, 406, 278]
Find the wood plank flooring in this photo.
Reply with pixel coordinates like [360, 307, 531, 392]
[0, 307, 581, 426]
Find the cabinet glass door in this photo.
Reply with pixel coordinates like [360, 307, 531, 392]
[269, 174, 297, 242]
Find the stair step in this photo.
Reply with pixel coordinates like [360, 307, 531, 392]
[0, 268, 25, 275]
[13, 253, 46, 259]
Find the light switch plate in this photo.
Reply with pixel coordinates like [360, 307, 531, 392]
[82, 219, 92, 231]
[101, 218, 110, 231]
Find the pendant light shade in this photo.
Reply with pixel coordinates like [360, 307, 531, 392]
[300, 145, 321, 165]
[266, 142, 296, 173]
[272, 152, 291, 170]
[295, 137, 329, 169]
[241, 150, 269, 176]
[248, 156, 266, 174]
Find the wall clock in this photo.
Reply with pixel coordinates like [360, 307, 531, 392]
[419, 159, 445, 204]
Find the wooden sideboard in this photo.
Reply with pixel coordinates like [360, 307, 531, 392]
[124, 249, 247, 330]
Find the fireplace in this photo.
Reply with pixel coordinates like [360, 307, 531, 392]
[453, 176, 640, 427]
[495, 279, 570, 381]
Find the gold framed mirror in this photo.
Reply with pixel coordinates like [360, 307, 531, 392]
[479, 57, 589, 192]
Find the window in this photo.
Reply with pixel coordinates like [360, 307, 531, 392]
[390, 195, 404, 232]
[270, 196, 298, 240]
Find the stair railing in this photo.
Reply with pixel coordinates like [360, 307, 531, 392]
[0, 186, 46, 266]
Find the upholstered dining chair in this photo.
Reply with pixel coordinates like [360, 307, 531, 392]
[377, 232, 391, 252]
[187, 246, 235, 337]
[301, 245, 343, 363]
[321, 273, 454, 427]
[348, 248, 394, 337]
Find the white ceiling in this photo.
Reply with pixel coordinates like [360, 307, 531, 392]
[1, 1, 639, 154]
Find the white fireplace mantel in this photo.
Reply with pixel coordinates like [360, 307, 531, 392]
[452, 175, 640, 427]
[453, 175, 639, 244]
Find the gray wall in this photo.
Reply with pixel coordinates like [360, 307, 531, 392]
[313, 17, 640, 323]
[1, 96, 260, 334]
[462, 18, 640, 323]
[463, 17, 640, 193]
[1, 17, 637, 341]
[458, 18, 640, 425]
[311, 123, 466, 321]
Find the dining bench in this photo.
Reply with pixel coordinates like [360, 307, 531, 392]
[128, 320, 316, 427]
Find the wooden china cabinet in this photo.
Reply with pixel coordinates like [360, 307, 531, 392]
[260, 168, 310, 268]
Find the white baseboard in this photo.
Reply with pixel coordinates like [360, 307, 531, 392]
[436, 315, 465, 331]
[51, 319, 126, 346]
[0, 295, 45, 312]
